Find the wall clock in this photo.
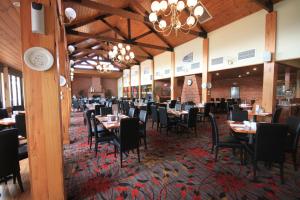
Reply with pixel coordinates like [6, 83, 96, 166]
[187, 79, 193, 86]
[60, 75, 67, 87]
[201, 82, 207, 89]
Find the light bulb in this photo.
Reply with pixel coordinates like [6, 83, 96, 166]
[70, 68, 74, 72]
[168, 0, 178, 5]
[175, 21, 181, 29]
[194, 5, 204, 16]
[151, 1, 160, 12]
[121, 48, 126, 55]
[125, 45, 131, 51]
[159, 20, 167, 29]
[149, 12, 158, 23]
[129, 52, 135, 59]
[108, 51, 114, 58]
[125, 55, 130, 61]
[117, 43, 123, 49]
[67, 45, 75, 53]
[117, 55, 122, 60]
[187, 16, 195, 26]
[176, 1, 185, 11]
[113, 45, 118, 51]
[65, 7, 76, 22]
[187, 0, 197, 7]
[159, 0, 168, 11]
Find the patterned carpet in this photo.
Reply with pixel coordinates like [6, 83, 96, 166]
[64, 112, 300, 200]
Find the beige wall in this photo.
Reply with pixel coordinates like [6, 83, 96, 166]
[154, 51, 172, 80]
[141, 59, 153, 85]
[72, 77, 118, 97]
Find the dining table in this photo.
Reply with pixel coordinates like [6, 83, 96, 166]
[228, 120, 257, 143]
[0, 117, 16, 126]
[95, 114, 129, 130]
[239, 104, 253, 110]
[167, 109, 188, 117]
[247, 111, 272, 122]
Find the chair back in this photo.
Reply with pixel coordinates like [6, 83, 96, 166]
[84, 110, 94, 137]
[203, 103, 211, 117]
[158, 107, 168, 126]
[128, 108, 136, 118]
[184, 104, 193, 111]
[139, 110, 148, 130]
[255, 123, 287, 163]
[286, 116, 300, 152]
[151, 105, 158, 122]
[0, 108, 8, 119]
[119, 118, 140, 152]
[123, 101, 130, 115]
[15, 113, 26, 138]
[187, 107, 198, 128]
[94, 105, 101, 116]
[0, 128, 19, 177]
[208, 113, 219, 146]
[272, 107, 282, 123]
[100, 107, 112, 116]
[169, 100, 177, 109]
[175, 103, 182, 111]
[230, 110, 248, 122]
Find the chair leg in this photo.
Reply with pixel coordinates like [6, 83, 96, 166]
[280, 163, 284, 184]
[120, 151, 123, 168]
[16, 171, 24, 192]
[293, 152, 297, 171]
[137, 147, 140, 163]
[95, 141, 98, 156]
[211, 145, 214, 154]
[253, 161, 257, 182]
[114, 145, 117, 158]
[214, 146, 219, 162]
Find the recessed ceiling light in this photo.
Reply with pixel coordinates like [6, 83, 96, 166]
[253, 67, 257, 71]
[238, 75, 242, 78]
[246, 71, 250, 75]
[12, 1, 20, 7]
[216, 72, 219, 76]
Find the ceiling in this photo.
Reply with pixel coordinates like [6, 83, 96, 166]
[0, 0, 281, 73]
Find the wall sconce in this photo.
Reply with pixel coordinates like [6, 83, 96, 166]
[31, 2, 45, 34]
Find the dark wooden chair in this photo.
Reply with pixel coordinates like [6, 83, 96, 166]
[230, 110, 248, 122]
[272, 107, 282, 123]
[285, 116, 300, 171]
[0, 128, 24, 192]
[100, 107, 112, 116]
[150, 105, 159, 131]
[208, 113, 244, 164]
[158, 107, 177, 135]
[0, 108, 8, 119]
[128, 108, 136, 118]
[177, 107, 198, 135]
[139, 110, 148, 149]
[114, 118, 141, 168]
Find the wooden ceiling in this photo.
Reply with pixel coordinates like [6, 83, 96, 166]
[0, 0, 281, 72]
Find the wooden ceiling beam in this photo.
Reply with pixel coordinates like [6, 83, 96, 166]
[127, 19, 131, 39]
[131, 30, 152, 41]
[67, 29, 112, 45]
[253, 0, 274, 12]
[67, 30, 172, 51]
[66, 13, 112, 30]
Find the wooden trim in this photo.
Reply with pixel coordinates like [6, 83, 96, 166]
[202, 38, 210, 103]
[262, 11, 277, 113]
[253, 0, 273, 13]
[170, 52, 176, 100]
[3, 66, 11, 108]
[20, 0, 65, 199]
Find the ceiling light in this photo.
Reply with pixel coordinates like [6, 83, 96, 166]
[246, 72, 250, 75]
[238, 75, 242, 78]
[216, 72, 219, 76]
[253, 67, 257, 71]
[65, 8, 77, 23]
[12, 1, 20, 7]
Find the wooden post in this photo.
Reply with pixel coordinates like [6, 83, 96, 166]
[170, 52, 177, 100]
[202, 38, 211, 103]
[138, 65, 141, 99]
[3, 66, 11, 108]
[128, 69, 131, 98]
[284, 67, 290, 90]
[262, 11, 277, 113]
[297, 70, 300, 98]
[20, 0, 65, 199]
[151, 60, 155, 100]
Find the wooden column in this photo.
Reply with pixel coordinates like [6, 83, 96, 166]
[128, 69, 131, 98]
[3, 66, 11, 108]
[20, 1, 65, 199]
[262, 11, 278, 113]
[138, 65, 141, 99]
[202, 38, 211, 103]
[297, 70, 300, 98]
[151, 60, 155, 99]
[170, 52, 177, 100]
[285, 67, 290, 90]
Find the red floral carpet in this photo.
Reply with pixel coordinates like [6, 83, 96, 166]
[64, 112, 300, 200]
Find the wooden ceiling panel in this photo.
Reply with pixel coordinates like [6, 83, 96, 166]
[0, 0, 21, 70]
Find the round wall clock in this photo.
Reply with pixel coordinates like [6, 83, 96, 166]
[24, 47, 54, 71]
[187, 79, 193, 86]
[201, 82, 207, 89]
[207, 82, 212, 89]
[60, 75, 67, 87]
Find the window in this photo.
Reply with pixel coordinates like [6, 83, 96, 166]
[9, 73, 23, 107]
[0, 72, 5, 108]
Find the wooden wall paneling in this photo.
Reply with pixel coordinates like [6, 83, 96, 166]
[20, 0, 65, 199]
[202, 38, 210, 103]
[262, 11, 277, 113]
[3, 66, 11, 108]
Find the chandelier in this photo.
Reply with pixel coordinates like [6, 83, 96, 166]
[108, 43, 135, 63]
[149, 0, 205, 36]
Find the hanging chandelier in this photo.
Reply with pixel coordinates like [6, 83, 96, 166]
[149, 0, 205, 36]
[95, 63, 117, 73]
[108, 43, 135, 63]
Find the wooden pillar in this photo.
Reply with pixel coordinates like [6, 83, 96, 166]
[170, 52, 177, 100]
[285, 67, 290, 90]
[138, 65, 141, 99]
[262, 11, 278, 113]
[151, 60, 155, 100]
[20, 1, 65, 199]
[128, 69, 131, 98]
[297, 70, 300, 98]
[3, 66, 11, 108]
[202, 38, 211, 103]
